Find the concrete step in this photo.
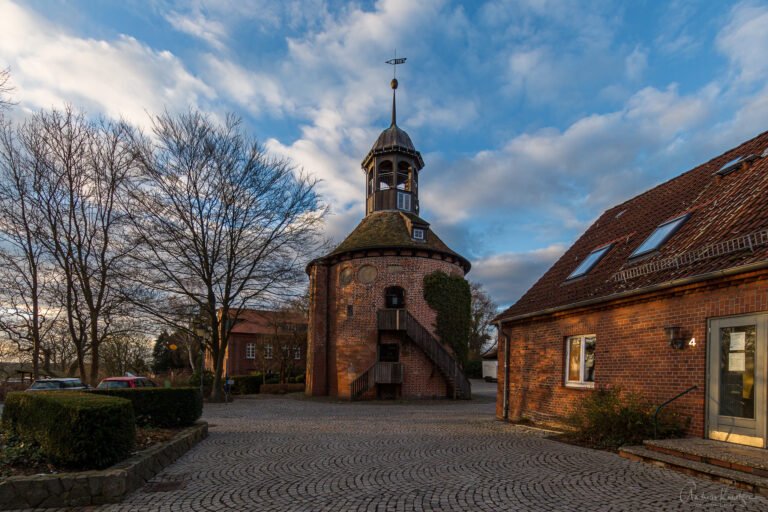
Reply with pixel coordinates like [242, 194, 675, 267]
[619, 445, 768, 497]
[643, 438, 768, 476]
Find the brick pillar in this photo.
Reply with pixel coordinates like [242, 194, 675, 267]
[305, 262, 329, 396]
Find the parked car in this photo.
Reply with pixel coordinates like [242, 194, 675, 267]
[97, 376, 157, 389]
[26, 377, 89, 391]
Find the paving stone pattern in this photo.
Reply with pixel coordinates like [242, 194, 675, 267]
[79, 388, 768, 511]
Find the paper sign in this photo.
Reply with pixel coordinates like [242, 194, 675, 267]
[730, 332, 746, 351]
[729, 352, 746, 372]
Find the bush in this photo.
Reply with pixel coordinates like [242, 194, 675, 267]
[232, 375, 261, 395]
[464, 360, 482, 379]
[567, 387, 688, 450]
[1, 391, 134, 469]
[265, 375, 280, 385]
[188, 369, 213, 396]
[92, 387, 202, 427]
[260, 383, 304, 394]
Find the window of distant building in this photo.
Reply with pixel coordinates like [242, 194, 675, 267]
[294, 347, 301, 360]
[567, 244, 612, 280]
[565, 335, 595, 388]
[245, 343, 256, 360]
[630, 214, 689, 258]
[264, 344, 273, 360]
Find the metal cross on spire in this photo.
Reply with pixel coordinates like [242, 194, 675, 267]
[385, 51, 406, 126]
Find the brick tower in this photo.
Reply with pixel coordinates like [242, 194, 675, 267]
[305, 72, 471, 400]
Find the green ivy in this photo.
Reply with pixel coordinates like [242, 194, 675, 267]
[423, 270, 471, 365]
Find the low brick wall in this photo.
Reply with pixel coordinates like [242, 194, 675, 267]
[0, 421, 208, 509]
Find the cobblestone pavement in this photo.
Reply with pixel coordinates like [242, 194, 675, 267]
[91, 386, 766, 512]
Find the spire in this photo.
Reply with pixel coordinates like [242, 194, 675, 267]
[390, 78, 398, 126]
[385, 52, 406, 127]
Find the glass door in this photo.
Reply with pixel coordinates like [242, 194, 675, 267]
[707, 314, 767, 447]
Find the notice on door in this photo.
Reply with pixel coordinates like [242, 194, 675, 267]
[730, 332, 746, 351]
[729, 352, 746, 372]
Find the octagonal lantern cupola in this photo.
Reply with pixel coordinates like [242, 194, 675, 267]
[361, 77, 425, 216]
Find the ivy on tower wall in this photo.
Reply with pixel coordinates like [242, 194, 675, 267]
[423, 270, 471, 365]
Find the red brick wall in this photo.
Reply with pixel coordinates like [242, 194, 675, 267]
[225, 332, 307, 376]
[307, 253, 464, 399]
[496, 272, 768, 437]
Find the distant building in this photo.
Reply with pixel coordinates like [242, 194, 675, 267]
[495, 131, 768, 448]
[305, 76, 472, 400]
[217, 309, 307, 378]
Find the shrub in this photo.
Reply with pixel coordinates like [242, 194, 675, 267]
[1, 391, 134, 469]
[294, 374, 305, 384]
[265, 375, 280, 385]
[260, 383, 304, 394]
[423, 270, 472, 365]
[464, 360, 482, 379]
[92, 387, 202, 427]
[188, 369, 213, 397]
[567, 387, 688, 450]
[232, 375, 261, 395]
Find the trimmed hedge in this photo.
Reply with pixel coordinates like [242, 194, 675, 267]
[92, 387, 202, 427]
[260, 383, 305, 394]
[1, 391, 134, 469]
[231, 375, 261, 395]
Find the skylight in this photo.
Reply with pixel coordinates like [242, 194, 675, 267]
[630, 214, 689, 258]
[716, 154, 757, 176]
[567, 244, 612, 280]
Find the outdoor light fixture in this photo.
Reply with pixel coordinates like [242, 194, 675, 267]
[664, 326, 686, 350]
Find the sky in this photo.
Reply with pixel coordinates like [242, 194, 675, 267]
[1, 0, 767, 308]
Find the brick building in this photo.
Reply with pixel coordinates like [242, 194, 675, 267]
[495, 131, 768, 448]
[218, 309, 307, 378]
[305, 76, 472, 400]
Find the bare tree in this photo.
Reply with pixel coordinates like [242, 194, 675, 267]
[0, 67, 15, 110]
[127, 110, 325, 401]
[31, 107, 137, 385]
[101, 331, 152, 376]
[264, 306, 307, 383]
[469, 281, 498, 359]
[0, 117, 58, 379]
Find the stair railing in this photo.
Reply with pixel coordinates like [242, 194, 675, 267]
[653, 385, 697, 439]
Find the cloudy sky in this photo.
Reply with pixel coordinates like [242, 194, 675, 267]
[1, 0, 767, 307]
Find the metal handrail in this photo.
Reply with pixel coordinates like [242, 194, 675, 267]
[653, 385, 697, 439]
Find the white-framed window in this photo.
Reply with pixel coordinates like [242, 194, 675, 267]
[397, 192, 411, 211]
[413, 228, 424, 240]
[565, 335, 595, 388]
[294, 347, 301, 360]
[245, 343, 256, 360]
[264, 343, 273, 359]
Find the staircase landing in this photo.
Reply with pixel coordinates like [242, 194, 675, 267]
[619, 438, 768, 497]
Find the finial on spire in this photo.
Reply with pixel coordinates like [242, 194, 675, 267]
[385, 51, 406, 126]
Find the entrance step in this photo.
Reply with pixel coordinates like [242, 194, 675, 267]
[643, 438, 768, 475]
[619, 445, 768, 497]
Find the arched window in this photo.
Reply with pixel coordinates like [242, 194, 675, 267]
[385, 286, 405, 309]
[367, 169, 374, 195]
[396, 161, 410, 190]
[378, 160, 393, 190]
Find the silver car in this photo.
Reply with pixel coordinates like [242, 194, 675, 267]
[26, 378, 89, 391]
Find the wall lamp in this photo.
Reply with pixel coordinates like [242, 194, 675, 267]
[664, 326, 686, 350]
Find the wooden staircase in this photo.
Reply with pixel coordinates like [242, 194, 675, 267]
[350, 362, 403, 400]
[376, 309, 471, 400]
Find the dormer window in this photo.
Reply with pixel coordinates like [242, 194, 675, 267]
[630, 214, 689, 258]
[397, 192, 411, 211]
[567, 244, 612, 280]
[413, 228, 425, 240]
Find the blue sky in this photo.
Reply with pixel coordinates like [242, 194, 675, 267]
[1, 0, 767, 307]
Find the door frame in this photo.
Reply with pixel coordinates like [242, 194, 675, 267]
[706, 313, 767, 448]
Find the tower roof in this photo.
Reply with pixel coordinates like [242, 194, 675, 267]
[362, 124, 424, 169]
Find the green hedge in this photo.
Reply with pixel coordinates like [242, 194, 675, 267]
[260, 383, 305, 394]
[231, 375, 261, 395]
[1, 391, 134, 469]
[92, 387, 202, 427]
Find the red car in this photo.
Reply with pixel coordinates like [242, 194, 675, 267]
[97, 376, 157, 389]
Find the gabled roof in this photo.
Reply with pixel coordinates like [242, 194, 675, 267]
[323, 210, 471, 271]
[497, 130, 768, 323]
[226, 309, 306, 335]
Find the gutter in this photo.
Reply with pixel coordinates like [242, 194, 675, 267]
[496, 259, 768, 325]
[497, 323, 510, 421]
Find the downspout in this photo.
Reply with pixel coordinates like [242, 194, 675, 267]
[498, 322, 510, 421]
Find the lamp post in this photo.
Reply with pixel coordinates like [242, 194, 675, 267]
[194, 326, 208, 397]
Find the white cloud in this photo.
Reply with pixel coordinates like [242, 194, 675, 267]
[165, 10, 228, 50]
[716, 2, 768, 84]
[624, 46, 648, 82]
[0, 1, 215, 127]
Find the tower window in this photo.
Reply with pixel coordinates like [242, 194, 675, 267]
[385, 286, 405, 308]
[413, 228, 425, 240]
[397, 192, 411, 211]
[378, 160, 393, 190]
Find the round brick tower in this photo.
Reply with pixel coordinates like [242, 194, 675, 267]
[305, 76, 471, 400]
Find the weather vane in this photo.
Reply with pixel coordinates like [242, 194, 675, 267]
[385, 50, 407, 83]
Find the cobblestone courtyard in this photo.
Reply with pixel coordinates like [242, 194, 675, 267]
[96, 382, 766, 512]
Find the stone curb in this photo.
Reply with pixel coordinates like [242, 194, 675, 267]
[0, 421, 208, 510]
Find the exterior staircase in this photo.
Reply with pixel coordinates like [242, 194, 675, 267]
[373, 308, 471, 400]
[619, 438, 768, 497]
[350, 361, 403, 400]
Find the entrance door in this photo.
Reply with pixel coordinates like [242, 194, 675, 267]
[707, 314, 767, 447]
